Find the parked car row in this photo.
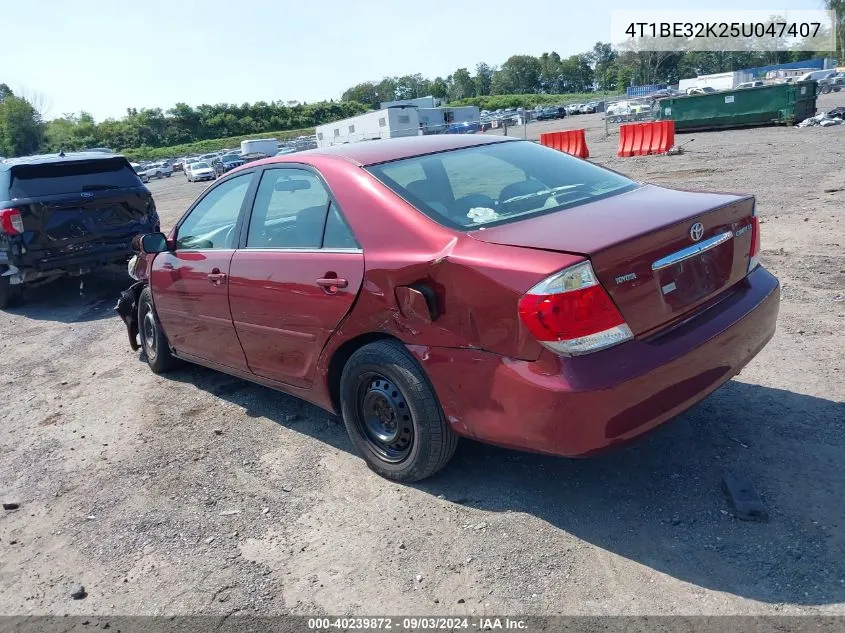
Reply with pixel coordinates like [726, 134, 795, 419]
[477, 101, 602, 130]
[564, 102, 600, 114]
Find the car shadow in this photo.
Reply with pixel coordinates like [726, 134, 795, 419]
[153, 362, 845, 606]
[5, 268, 131, 324]
[418, 380, 845, 607]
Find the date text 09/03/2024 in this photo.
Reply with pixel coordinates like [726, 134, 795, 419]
[307, 617, 529, 630]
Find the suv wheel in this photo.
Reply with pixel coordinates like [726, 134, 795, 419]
[0, 275, 23, 309]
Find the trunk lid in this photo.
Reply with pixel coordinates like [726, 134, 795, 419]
[469, 184, 756, 336]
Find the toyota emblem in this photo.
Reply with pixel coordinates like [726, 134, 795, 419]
[689, 222, 704, 242]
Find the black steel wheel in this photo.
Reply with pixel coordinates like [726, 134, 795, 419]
[340, 339, 458, 482]
[137, 286, 180, 374]
[354, 372, 415, 463]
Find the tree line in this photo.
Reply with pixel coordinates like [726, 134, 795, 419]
[0, 87, 368, 158]
[0, 36, 838, 158]
[341, 44, 832, 107]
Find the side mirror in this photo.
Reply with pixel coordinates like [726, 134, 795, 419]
[140, 232, 169, 254]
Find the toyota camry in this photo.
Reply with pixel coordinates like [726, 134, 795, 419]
[116, 135, 780, 482]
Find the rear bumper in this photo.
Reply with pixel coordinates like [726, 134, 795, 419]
[413, 266, 780, 457]
[6, 241, 138, 278]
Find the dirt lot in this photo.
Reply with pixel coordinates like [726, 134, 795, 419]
[1, 94, 844, 617]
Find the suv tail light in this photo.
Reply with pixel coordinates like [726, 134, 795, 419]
[518, 261, 633, 356]
[0, 208, 24, 235]
[748, 207, 761, 272]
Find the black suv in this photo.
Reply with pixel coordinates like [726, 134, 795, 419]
[536, 106, 567, 121]
[0, 152, 160, 308]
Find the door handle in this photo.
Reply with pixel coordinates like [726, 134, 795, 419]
[207, 272, 227, 284]
[317, 277, 348, 291]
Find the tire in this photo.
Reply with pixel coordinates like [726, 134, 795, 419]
[137, 286, 180, 374]
[821, 85, 831, 94]
[155, 171, 162, 179]
[0, 275, 23, 309]
[165, 172, 171, 178]
[339, 340, 458, 482]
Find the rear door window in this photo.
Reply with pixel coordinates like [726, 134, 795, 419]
[8, 158, 143, 199]
[246, 168, 330, 249]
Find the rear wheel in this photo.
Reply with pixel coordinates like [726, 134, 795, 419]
[0, 275, 23, 309]
[339, 340, 458, 482]
[138, 286, 180, 374]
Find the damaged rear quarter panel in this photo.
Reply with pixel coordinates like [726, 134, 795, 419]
[310, 155, 584, 373]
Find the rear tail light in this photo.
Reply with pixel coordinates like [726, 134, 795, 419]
[518, 261, 633, 356]
[0, 208, 24, 235]
[748, 208, 761, 272]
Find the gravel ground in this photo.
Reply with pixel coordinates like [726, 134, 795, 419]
[1, 94, 844, 617]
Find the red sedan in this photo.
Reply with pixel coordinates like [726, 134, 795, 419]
[119, 135, 780, 482]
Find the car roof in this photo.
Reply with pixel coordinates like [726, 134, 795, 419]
[0, 151, 126, 170]
[270, 135, 517, 167]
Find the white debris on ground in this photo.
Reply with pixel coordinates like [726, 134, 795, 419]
[796, 107, 845, 127]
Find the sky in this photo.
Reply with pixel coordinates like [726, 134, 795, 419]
[1, 0, 825, 121]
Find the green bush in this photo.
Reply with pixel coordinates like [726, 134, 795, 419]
[122, 128, 315, 161]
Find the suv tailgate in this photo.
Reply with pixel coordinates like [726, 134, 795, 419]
[5, 158, 158, 266]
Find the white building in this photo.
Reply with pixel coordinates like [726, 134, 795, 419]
[315, 108, 421, 148]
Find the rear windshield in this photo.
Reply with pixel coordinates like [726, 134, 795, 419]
[365, 140, 637, 229]
[8, 158, 142, 199]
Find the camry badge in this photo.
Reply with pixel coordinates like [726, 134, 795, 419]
[689, 222, 704, 242]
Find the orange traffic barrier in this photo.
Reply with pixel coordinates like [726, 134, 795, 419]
[539, 129, 589, 159]
[617, 120, 675, 157]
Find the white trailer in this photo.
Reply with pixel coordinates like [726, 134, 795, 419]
[315, 108, 420, 148]
[417, 106, 480, 133]
[240, 138, 279, 156]
[679, 71, 742, 93]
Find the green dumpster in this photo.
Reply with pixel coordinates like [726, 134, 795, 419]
[657, 81, 818, 132]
